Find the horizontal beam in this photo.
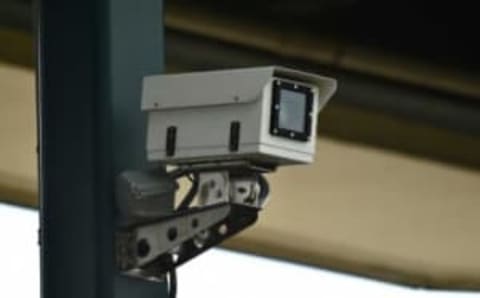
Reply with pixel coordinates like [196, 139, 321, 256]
[164, 4, 480, 100]
[0, 27, 33, 67]
[0, 0, 32, 31]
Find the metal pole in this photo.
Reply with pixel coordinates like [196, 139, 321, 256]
[36, 0, 166, 297]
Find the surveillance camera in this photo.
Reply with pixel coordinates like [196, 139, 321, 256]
[116, 66, 337, 286]
[142, 66, 336, 168]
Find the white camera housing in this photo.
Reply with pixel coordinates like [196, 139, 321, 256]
[141, 66, 336, 167]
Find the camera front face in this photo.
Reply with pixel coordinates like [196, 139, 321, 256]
[269, 79, 314, 142]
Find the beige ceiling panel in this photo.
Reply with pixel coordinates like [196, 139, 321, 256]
[225, 139, 480, 289]
[0, 62, 37, 206]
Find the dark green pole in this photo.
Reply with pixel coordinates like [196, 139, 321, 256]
[37, 0, 166, 297]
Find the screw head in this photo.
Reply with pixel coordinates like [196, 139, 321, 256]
[218, 224, 228, 235]
[192, 218, 199, 228]
[167, 227, 178, 241]
[137, 239, 150, 258]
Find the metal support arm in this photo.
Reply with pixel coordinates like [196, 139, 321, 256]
[115, 168, 268, 282]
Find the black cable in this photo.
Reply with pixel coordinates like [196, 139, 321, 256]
[257, 174, 270, 200]
[177, 172, 199, 211]
[167, 269, 177, 298]
[163, 170, 196, 298]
